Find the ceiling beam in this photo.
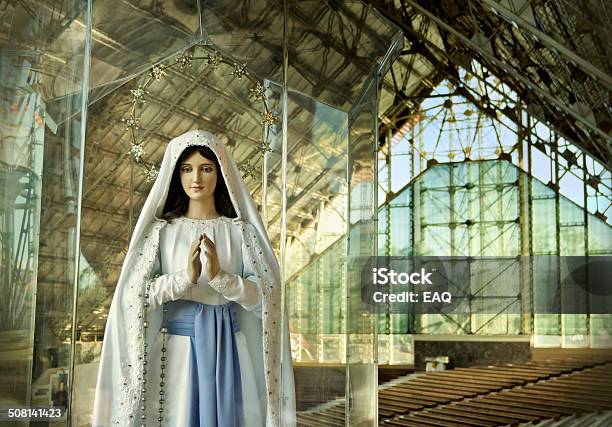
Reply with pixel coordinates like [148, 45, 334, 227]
[368, 0, 611, 167]
[402, 0, 611, 149]
[481, 0, 612, 90]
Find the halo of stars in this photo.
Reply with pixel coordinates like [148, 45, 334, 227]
[125, 47, 275, 182]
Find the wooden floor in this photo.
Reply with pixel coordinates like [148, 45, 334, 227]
[296, 356, 612, 427]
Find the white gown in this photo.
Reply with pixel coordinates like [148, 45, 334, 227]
[143, 215, 266, 426]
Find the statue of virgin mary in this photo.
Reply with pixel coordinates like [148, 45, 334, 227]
[92, 130, 295, 426]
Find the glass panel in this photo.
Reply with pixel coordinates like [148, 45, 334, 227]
[346, 71, 378, 425]
[87, 0, 203, 108]
[282, 2, 403, 424]
[275, 86, 350, 420]
[0, 0, 91, 423]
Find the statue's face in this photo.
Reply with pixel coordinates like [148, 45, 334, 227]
[179, 151, 218, 202]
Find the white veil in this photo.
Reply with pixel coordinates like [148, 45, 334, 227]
[92, 129, 295, 426]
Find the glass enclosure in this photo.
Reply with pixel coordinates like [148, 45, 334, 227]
[1, 0, 402, 425]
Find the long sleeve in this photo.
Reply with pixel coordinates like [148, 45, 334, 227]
[208, 237, 263, 317]
[147, 244, 196, 309]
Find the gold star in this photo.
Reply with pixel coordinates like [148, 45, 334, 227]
[129, 143, 145, 162]
[249, 81, 266, 99]
[206, 51, 222, 69]
[239, 161, 256, 178]
[177, 51, 193, 69]
[150, 64, 167, 80]
[130, 86, 147, 103]
[122, 115, 141, 130]
[262, 111, 275, 126]
[232, 62, 248, 79]
[144, 165, 158, 182]
[257, 139, 272, 154]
